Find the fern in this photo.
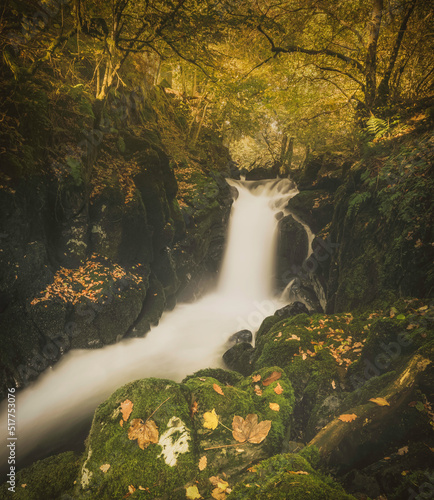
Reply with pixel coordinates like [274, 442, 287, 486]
[367, 115, 389, 140]
[347, 191, 372, 217]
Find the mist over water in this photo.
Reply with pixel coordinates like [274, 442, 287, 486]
[0, 178, 298, 468]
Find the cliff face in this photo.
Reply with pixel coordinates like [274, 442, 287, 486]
[0, 84, 234, 398]
[283, 125, 434, 314]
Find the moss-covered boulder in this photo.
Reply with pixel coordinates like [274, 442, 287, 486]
[76, 378, 197, 499]
[0, 452, 80, 500]
[227, 452, 356, 499]
[184, 367, 294, 471]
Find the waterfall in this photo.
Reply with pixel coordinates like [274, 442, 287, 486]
[0, 178, 298, 468]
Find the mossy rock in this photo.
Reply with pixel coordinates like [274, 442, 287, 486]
[0, 452, 80, 500]
[76, 378, 197, 499]
[184, 367, 294, 480]
[227, 453, 356, 499]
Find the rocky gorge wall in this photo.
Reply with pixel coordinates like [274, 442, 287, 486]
[0, 85, 234, 400]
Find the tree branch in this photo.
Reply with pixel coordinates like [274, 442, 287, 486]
[257, 25, 365, 73]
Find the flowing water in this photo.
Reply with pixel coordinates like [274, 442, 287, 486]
[0, 177, 299, 469]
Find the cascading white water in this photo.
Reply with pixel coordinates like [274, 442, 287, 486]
[0, 178, 298, 468]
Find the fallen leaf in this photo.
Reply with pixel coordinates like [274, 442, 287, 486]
[198, 455, 207, 471]
[191, 401, 199, 417]
[21, 484, 27, 488]
[254, 384, 263, 396]
[252, 374, 261, 382]
[211, 488, 227, 500]
[213, 383, 225, 396]
[203, 409, 219, 430]
[120, 419, 124, 427]
[269, 402, 280, 411]
[262, 371, 281, 386]
[232, 414, 272, 444]
[186, 485, 202, 499]
[139, 486, 149, 491]
[331, 380, 336, 390]
[100, 464, 110, 473]
[338, 413, 357, 422]
[288, 470, 309, 475]
[128, 418, 159, 449]
[120, 399, 134, 422]
[274, 383, 283, 395]
[369, 397, 390, 407]
[397, 446, 409, 455]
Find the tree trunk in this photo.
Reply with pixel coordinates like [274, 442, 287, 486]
[308, 351, 432, 472]
[376, 0, 417, 105]
[365, 0, 384, 110]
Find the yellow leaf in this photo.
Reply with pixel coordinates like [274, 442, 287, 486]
[338, 413, 357, 422]
[99, 464, 110, 473]
[211, 487, 227, 500]
[269, 403, 280, 411]
[369, 397, 390, 407]
[203, 409, 219, 430]
[217, 480, 229, 490]
[186, 485, 202, 499]
[252, 374, 261, 382]
[274, 383, 283, 395]
[213, 383, 225, 396]
[198, 455, 207, 471]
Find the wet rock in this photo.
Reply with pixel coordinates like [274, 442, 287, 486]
[245, 166, 277, 180]
[223, 342, 254, 376]
[274, 301, 310, 317]
[276, 215, 309, 291]
[228, 329, 253, 344]
[286, 189, 334, 234]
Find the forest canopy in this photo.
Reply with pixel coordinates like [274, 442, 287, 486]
[1, 0, 433, 168]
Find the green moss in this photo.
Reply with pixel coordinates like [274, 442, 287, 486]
[77, 378, 197, 499]
[182, 368, 244, 386]
[227, 453, 356, 499]
[0, 452, 80, 500]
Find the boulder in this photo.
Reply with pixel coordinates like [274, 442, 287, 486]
[228, 452, 356, 499]
[228, 329, 253, 344]
[274, 301, 309, 317]
[223, 342, 254, 376]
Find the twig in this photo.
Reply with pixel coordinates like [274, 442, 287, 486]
[145, 396, 172, 422]
[204, 443, 241, 451]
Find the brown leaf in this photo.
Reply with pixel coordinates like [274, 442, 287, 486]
[274, 383, 283, 395]
[369, 397, 390, 407]
[120, 399, 134, 422]
[254, 385, 263, 396]
[262, 371, 281, 386]
[397, 446, 409, 456]
[198, 455, 207, 471]
[191, 401, 199, 418]
[269, 403, 280, 412]
[232, 414, 271, 444]
[338, 413, 357, 422]
[252, 374, 261, 382]
[128, 418, 159, 449]
[100, 464, 110, 473]
[213, 383, 225, 396]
